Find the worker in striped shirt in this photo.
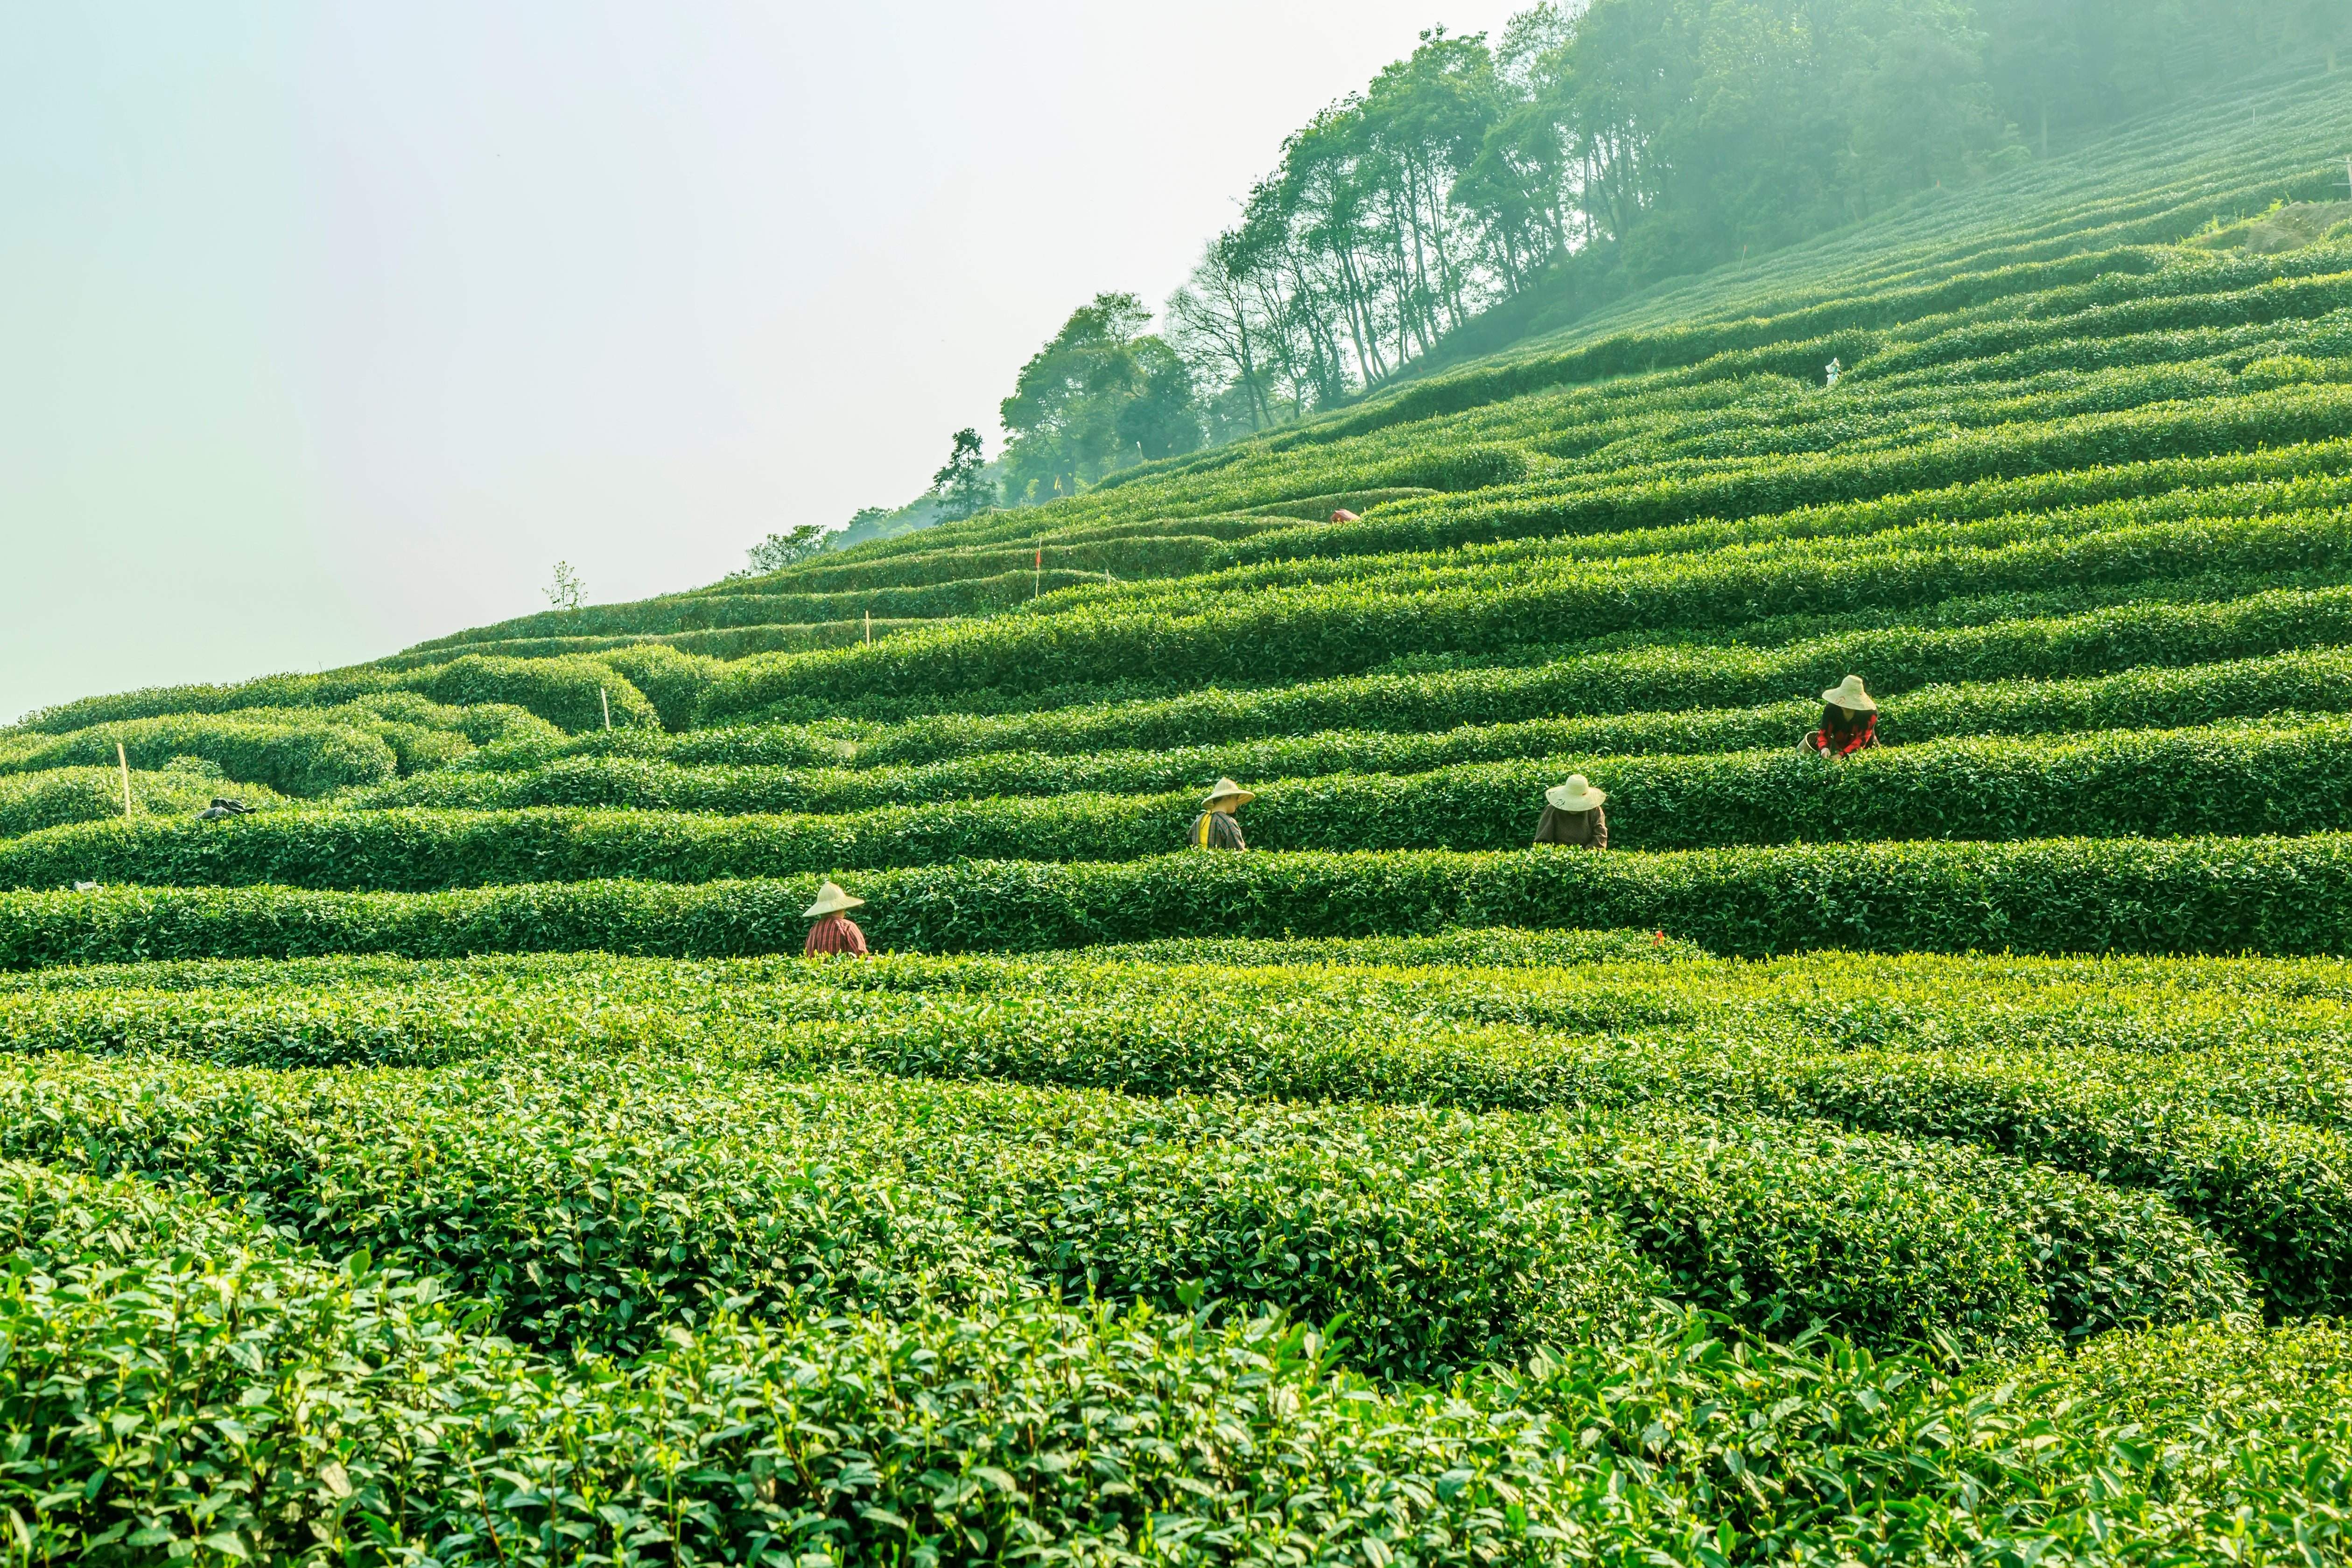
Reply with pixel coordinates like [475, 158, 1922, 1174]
[1187, 778, 1254, 850]
[802, 880, 871, 957]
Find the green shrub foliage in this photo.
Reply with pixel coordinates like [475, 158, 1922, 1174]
[5, 834, 2352, 968]
[20, 84, 2352, 1561]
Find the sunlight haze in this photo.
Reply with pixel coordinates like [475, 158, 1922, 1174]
[1, 1, 1524, 721]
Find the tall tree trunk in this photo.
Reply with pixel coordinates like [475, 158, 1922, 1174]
[1334, 241, 1386, 383]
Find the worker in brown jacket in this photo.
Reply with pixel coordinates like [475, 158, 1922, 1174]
[1533, 775, 1608, 848]
[802, 880, 870, 957]
[1187, 777, 1253, 849]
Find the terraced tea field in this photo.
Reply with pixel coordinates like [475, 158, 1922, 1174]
[13, 68, 2352, 1567]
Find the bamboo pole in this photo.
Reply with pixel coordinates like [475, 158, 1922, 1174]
[864, 610, 871, 644]
[1034, 546, 1042, 601]
[117, 742, 132, 820]
[600, 686, 611, 729]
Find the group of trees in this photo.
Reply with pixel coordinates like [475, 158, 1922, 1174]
[1167, 0, 2352, 433]
[992, 293, 1204, 506]
[759, 0, 2349, 566]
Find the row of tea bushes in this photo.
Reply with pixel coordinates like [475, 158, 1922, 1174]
[16, 652, 661, 736]
[16, 1150, 2346, 1565]
[800, 584, 2352, 758]
[4, 833, 2349, 965]
[20, 718, 2347, 887]
[0, 1051, 2251, 1359]
[698, 510, 2352, 716]
[0, 766, 286, 840]
[348, 657, 2352, 814]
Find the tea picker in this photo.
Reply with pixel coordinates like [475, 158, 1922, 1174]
[1533, 775, 1608, 848]
[803, 880, 871, 958]
[1803, 675, 1879, 756]
[1187, 778, 1254, 850]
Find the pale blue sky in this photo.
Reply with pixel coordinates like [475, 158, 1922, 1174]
[1, 1, 1525, 723]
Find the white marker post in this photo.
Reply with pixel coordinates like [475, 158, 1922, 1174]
[600, 686, 611, 729]
[117, 742, 132, 820]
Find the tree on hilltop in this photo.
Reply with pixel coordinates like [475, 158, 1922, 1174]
[932, 428, 997, 520]
[998, 294, 1202, 504]
[743, 525, 833, 574]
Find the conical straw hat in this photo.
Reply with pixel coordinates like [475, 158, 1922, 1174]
[1204, 777, 1256, 806]
[1819, 674, 1877, 712]
[803, 880, 865, 918]
[1545, 774, 1607, 811]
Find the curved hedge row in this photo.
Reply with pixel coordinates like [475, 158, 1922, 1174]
[1288, 245, 2348, 451]
[0, 1157, 1653, 1565]
[701, 510, 2352, 714]
[1083, 478, 2330, 618]
[18, 1147, 2343, 1566]
[1111, 457, 2352, 603]
[24, 1040, 2236, 1358]
[26, 719, 2352, 890]
[0, 768, 287, 840]
[0, 714, 397, 797]
[19, 653, 659, 736]
[0, 697, 562, 787]
[353, 653, 2352, 814]
[0, 1060, 1692, 1375]
[1210, 384, 2352, 567]
[410, 569, 1117, 648]
[828, 584, 2352, 758]
[2, 938, 2332, 1318]
[4, 833, 2349, 966]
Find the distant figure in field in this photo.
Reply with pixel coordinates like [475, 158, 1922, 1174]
[1533, 774, 1608, 848]
[1803, 675, 1879, 757]
[1328, 508, 1360, 523]
[1188, 777, 1254, 850]
[195, 798, 254, 821]
[802, 880, 870, 957]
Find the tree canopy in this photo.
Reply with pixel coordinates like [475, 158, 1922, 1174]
[1165, 0, 2350, 435]
[997, 293, 1203, 504]
[985, 0, 2349, 506]
[932, 429, 997, 521]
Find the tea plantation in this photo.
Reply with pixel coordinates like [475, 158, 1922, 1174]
[13, 69, 2352, 1567]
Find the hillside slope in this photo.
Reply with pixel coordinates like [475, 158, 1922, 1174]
[272, 63, 2352, 670]
[15, 64, 2352, 1565]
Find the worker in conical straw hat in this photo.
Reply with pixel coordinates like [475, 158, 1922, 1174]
[802, 879, 870, 957]
[1187, 777, 1254, 850]
[1533, 774, 1608, 848]
[1802, 675, 1880, 757]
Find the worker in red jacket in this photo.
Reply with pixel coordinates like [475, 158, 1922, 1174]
[1803, 675, 1880, 757]
[802, 881, 870, 957]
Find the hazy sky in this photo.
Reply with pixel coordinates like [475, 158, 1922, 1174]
[1, 2, 1532, 723]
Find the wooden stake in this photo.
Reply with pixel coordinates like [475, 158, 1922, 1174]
[117, 742, 132, 820]
[1034, 546, 1042, 601]
[864, 610, 871, 644]
[600, 686, 611, 729]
